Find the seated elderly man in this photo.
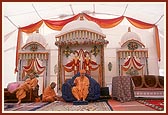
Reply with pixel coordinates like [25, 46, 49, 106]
[11, 72, 38, 104]
[72, 69, 90, 101]
[42, 82, 63, 102]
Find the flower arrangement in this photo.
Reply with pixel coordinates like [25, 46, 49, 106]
[63, 46, 73, 57]
[90, 45, 100, 57]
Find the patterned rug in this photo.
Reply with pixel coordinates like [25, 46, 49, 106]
[4, 102, 50, 111]
[137, 99, 164, 111]
[36, 101, 112, 111]
[4, 101, 112, 111]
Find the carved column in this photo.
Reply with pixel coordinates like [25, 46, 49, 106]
[57, 47, 62, 90]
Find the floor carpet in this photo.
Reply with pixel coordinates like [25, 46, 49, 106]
[4, 101, 112, 111]
[136, 99, 164, 111]
[36, 101, 112, 111]
[108, 99, 157, 111]
[4, 99, 164, 112]
[4, 102, 50, 111]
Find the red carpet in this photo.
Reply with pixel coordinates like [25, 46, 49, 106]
[137, 99, 164, 111]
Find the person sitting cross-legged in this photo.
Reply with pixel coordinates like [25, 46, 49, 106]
[71, 69, 90, 101]
[42, 82, 63, 102]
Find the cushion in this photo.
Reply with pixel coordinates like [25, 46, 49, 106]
[7, 82, 20, 93]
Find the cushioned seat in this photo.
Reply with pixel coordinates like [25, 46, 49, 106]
[131, 75, 164, 98]
[62, 73, 100, 102]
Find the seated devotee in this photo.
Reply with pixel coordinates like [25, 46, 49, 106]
[42, 82, 63, 102]
[71, 69, 90, 101]
[11, 72, 38, 105]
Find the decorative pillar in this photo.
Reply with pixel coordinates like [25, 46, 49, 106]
[146, 57, 149, 75]
[101, 45, 104, 87]
[118, 56, 121, 76]
[18, 59, 22, 81]
[118, 58, 121, 76]
[45, 59, 48, 88]
[57, 47, 62, 90]
[76, 31, 78, 39]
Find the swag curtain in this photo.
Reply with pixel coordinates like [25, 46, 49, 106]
[122, 56, 144, 71]
[14, 13, 161, 73]
[22, 59, 45, 79]
[43, 14, 80, 30]
[122, 57, 132, 71]
[83, 13, 124, 28]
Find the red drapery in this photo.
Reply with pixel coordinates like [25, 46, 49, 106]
[43, 14, 80, 30]
[122, 57, 132, 71]
[22, 59, 45, 79]
[122, 57, 144, 71]
[83, 13, 124, 28]
[15, 13, 161, 73]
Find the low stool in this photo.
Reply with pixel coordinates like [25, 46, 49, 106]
[73, 101, 88, 105]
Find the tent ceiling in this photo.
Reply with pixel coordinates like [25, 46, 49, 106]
[3, 2, 165, 36]
[2, 2, 166, 84]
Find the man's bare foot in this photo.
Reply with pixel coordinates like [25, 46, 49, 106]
[17, 100, 21, 105]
